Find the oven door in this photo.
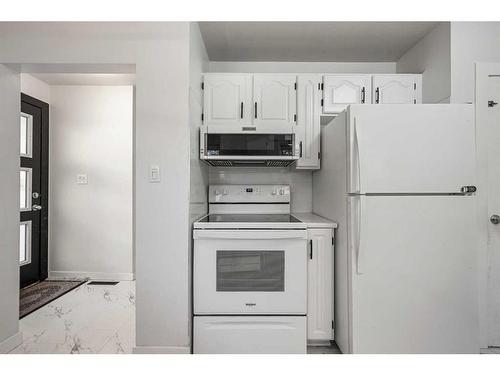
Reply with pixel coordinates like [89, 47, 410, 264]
[193, 230, 307, 315]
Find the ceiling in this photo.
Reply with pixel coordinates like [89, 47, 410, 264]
[199, 22, 439, 62]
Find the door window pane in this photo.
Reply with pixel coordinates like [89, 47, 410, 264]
[216, 250, 285, 292]
[20, 221, 31, 266]
[20, 168, 32, 211]
[20, 113, 33, 157]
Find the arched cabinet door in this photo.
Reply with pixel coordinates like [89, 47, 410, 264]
[323, 75, 372, 115]
[372, 74, 422, 104]
[253, 74, 297, 131]
[203, 74, 252, 127]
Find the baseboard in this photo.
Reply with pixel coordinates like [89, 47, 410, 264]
[133, 346, 191, 354]
[49, 271, 135, 281]
[0, 332, 23, 354]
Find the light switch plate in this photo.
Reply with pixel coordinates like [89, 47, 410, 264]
[76, 174, 88, 185]
[150, 165, 161, 183]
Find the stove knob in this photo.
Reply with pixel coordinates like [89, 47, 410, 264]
[279, 188, 285, 195]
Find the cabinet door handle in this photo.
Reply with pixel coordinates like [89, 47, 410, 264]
[240, 102, 244, 119]
[299, 141, 303, 158]
[309, 239, 313, 260]
[361, 87, 366, 104]
[375, 87, 380, 104]
[254, 102, 257, 119]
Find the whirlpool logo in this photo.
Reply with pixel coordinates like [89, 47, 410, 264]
[245, 303, 257, 307]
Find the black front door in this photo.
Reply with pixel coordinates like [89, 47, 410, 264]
[20, 94, 49, 288]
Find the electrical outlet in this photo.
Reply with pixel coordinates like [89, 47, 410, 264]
[76, 174, 88, 185]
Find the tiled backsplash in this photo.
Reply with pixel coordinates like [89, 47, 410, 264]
[208, 168, 313, 212]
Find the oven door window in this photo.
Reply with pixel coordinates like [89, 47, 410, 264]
[216, 251, 285, 292]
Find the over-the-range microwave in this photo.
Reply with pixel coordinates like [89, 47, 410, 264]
[199, 126, 300, 167]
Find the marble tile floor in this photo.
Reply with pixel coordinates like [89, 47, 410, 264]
[9, 280, 135, 354]
[9, 279, 342, 355]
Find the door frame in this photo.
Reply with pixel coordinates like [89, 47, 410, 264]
[20, 93, 49, 282]
[475, 63, 500, 348]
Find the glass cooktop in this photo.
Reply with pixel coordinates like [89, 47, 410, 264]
[199, 214, 302, 223]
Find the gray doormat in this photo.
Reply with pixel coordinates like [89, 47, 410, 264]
[20, 280, 86, 319]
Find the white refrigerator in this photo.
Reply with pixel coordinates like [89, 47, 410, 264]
[313, 104, 480, 353]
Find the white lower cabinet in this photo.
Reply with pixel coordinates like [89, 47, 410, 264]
[307, 228, 334, 343]
[194, 316, 307, 354]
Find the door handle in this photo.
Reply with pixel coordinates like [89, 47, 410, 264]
[375, 87, 380, 104]
[240, 102, 244, 119]
[32, 205, 43, 211]
[361, 87, 366, 104]
[299, 141, 303, 158]
[491, 215, 500, 225]
[309, 239, 313, 260]
[254, 102, 257, 119]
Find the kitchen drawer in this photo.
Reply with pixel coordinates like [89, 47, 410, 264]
[194, 316, 307, 354]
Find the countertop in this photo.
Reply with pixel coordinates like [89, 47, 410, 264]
[291, 212, 338, 229]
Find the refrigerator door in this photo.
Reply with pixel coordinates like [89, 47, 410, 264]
[347, 105, 475, 194]
[347, 195, 479, 353]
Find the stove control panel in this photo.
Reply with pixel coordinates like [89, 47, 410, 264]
[209, 185, 291, 203]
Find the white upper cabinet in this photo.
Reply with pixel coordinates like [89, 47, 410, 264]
[203, 74, 252, 127]
[323, 75, 372, 114]
[296, 75, 321, 169]
[253, 74, 297, 130]
[372, 74, 422, 104]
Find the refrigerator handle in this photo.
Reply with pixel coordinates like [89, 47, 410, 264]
[352, 195, 366, 275]
[351, 119, 361, 194]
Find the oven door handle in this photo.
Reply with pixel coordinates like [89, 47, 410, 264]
[193, 230, 307, 240]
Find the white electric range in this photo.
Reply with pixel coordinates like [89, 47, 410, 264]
[193, 185, 308, 354]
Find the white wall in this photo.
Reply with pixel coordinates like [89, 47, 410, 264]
[189, 23, 209, 221]
[209, 61, 396, 74]
[20, 73, 51, 104]
[49, 85, 133, 280]
[0, 64, 22, 353]
[450, 22, 500, 104]
[0, 22, 192, 353]
[188, 23, 209, 340]
[397, 23, 451, 103]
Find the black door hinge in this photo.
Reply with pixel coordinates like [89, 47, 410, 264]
[294, 114, 297, 122]
[488, 100, 498, 107]
[201, 113, 204, 122]
[332, 237, 334, 245]
[294, 82, 297, 90]
[413, 83, 416, 90]
[413, 99, 417, 104]
[318, 83, 321, 90]
[321, 83, 324, 90]
[321, 99, 324, 107]
[201, 82, 204, 90]
[318, 152, 321, 159]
